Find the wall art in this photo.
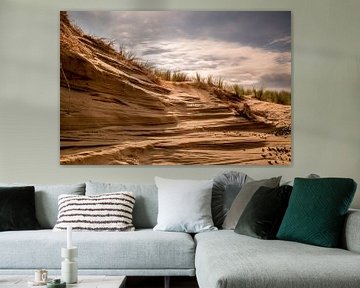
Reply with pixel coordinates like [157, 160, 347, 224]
[60, 11, 291, 165]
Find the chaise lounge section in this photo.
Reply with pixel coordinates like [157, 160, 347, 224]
[195, 216, 360, 288]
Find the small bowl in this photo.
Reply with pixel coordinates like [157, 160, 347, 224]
[47, 279, 66, 288]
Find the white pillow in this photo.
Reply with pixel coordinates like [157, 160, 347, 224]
[153, 177, 217, 233]
[53, 192, 135, 231]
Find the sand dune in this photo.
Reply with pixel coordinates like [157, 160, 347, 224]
[60, 12, 291, 165]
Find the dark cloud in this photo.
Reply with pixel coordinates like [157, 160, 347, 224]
[229, 56, 249, 65]
[141, 48, 172, 56]
[260, 73, 291, 90]
[275, 54, 291, 65]
[69, 11, 291, 52]
[180, 11, 291, 52]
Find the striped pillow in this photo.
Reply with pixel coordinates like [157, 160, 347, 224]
[53, 192, 135, 232]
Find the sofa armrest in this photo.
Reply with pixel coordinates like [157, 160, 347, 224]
[342, 209, 360, 253]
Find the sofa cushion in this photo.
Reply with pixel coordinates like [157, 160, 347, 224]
[277, 178, 357, 247]
[234, 185, 292, 239]
[212, 171, 251, 228]
[0, 186, 40, 231]
[154, 177, 216, 233]
[86, 182, 157, 229]
[53, 192, 136, 232]
[222, 177, 281, 229]
[0, 229, 195, 271]
[0, 183, 86, 229]
[195, 230, 360, 288]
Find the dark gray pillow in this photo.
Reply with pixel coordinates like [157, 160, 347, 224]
[235, 185, 292, 239]
[212, 171, 251, 228]
[223, 176, 281, 230]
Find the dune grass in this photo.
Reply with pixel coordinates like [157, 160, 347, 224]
[172, 71, 189, 82]
[149, 65, 291, 105]
[233, 84, 245, 100]
[252, 87, 291, 105]
[148, 67, 291, 105]
[118, 45, 137, 61]
[193, 72, 208, 89]
[152, 69, 188, 82]
[216, 77, 224, 89]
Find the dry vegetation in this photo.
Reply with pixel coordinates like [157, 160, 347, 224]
[63, 12, 291, 106]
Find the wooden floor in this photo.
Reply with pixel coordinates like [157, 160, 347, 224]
[126, 276, 199, 288]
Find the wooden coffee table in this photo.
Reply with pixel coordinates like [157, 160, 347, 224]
[0, 275, 126, 288]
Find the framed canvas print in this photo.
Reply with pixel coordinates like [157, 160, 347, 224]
[60, 11, 291, 165]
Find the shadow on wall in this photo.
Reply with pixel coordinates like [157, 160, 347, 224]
[0, 98, 57, 176]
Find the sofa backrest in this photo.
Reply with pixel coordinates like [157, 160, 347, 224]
[86, 181, 158, 229]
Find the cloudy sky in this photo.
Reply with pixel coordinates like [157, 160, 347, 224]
[68, 11, 291, 91]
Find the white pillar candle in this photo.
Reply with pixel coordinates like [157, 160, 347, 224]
[67, 225, 72, 249]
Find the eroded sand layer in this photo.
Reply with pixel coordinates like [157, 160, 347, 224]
[60, 84, 291, 165]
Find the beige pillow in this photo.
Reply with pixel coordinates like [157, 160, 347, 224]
[222, 177, 281, 230]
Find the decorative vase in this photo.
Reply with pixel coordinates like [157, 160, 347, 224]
[61, 247, 78, 284]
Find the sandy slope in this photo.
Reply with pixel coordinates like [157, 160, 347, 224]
[60, 12, 291, 165]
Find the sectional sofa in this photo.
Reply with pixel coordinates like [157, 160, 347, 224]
[0, 179, 359, 288]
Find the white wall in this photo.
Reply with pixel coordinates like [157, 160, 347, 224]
[0, 0, 359, 208]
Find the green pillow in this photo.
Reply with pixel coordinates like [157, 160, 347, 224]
[277, 178, 357, 247]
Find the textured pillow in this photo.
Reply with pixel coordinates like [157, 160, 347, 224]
[235, 185, 293, 239]
[277, 178, 357, 247]
[0, 183, 85, 228]
[53, 192, 136, 231]
[212, 171, 252, 228]
[222, 176, 281, 230]
[86, 181, 158, 229]
[154, 177, 217, 233]
[0, 186, 41, 231]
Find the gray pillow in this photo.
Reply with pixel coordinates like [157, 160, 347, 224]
[283, 173, 320, 186]
[153, 177, 217, 233]
[222, 177, 281, 230]
[212, 171, 252, 228]
[0, 183, 85, 228]
[86, 181, 158, 229]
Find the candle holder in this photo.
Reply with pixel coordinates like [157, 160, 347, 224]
[61, 247, 78, 284]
